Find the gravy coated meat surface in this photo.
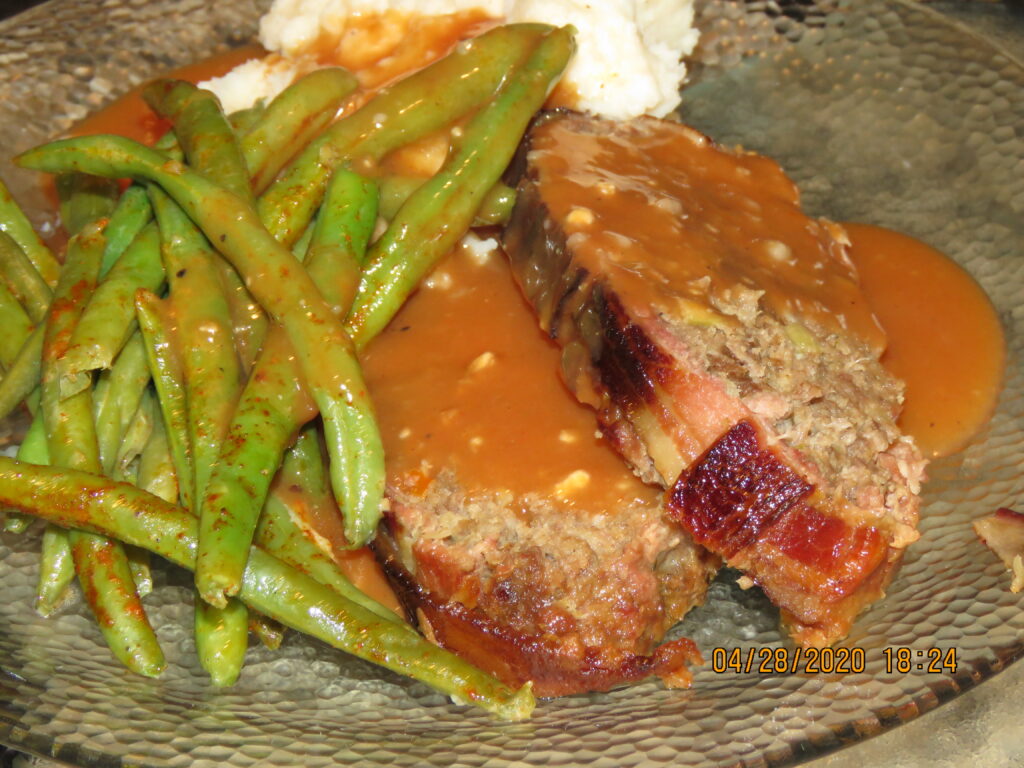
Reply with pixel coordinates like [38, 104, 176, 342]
[363, 246, 716, 696]
[503, 112, 927, 646]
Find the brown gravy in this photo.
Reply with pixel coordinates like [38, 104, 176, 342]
[844, 223, 1005, 458]
[362, 246, 662, 512]
[70, 45, 267, 144]
[525, 117, 887, 352]
[301, 9, 496, 91]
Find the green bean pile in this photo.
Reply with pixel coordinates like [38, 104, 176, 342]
[0, 22, 575, 719]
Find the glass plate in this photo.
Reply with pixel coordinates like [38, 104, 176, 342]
[1, 1, 1022, 766]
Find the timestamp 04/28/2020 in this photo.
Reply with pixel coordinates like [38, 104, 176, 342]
[710, 646, 959, 675]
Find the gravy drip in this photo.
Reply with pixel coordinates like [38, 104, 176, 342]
[70, 45, 266, 144]
[526, 117, 887, 352]
[361, 246, 662, 513]
[301, 10, 497, 91]
[844, 223, 1005, 458]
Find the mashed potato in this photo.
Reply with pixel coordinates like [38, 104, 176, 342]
[203, 0, 698, 120]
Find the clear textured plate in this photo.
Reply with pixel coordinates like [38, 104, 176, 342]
[1, 1, 1023, 766]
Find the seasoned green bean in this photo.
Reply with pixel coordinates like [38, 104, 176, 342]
[0, 281, 34, 368]
[0, 457, 535, 720]
[136, 410, 179, 505]
[197, 169, 377, 605]
[112, 389, 155, 481]
[57, 221, 165, 398]
[378, 177, 516, 226]
[348, 26, 575, 345]
[195, 598, 248, 686]
[0, 229, 52, 322]
[2, 412, 48, 533]
[99, 184, 152, 278]
[148, 186, 241, 507]
[0, 329, 42, 421]
[142, 107, 255, 683]
[93, 333, 150, 475]
[144, 79, 254, 204]
[127, 547, 153, 599]
[39, 221, 164, 676]
[256, 425, 404, 625]
[240, 67, 358, 193]
[56, 173, 119, 237]
[35, 525, 74, 616]
[258, 23, 551, 247]
[0, 175, 60, 287]
[228, 102, 267, 136]
[135, 288, 193, 513]
[17, 135, 387, 552]
[250, 614, 285, 651]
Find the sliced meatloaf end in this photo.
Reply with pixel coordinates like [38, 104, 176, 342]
[374, 472, 716, 698]
[501, 112, 927, 646]
[361, 246, 718, 697]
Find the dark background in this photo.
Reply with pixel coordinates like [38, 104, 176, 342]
[1, 0, 46, 21]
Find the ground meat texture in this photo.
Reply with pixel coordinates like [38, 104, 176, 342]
[502, 112, 927, 646]
[362, 245, 718, 697]
[376, 473, 716, 697]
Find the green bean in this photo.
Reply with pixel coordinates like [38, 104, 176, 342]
[144, 80, 254, 205]
[132, 384, 182, 599]
[56, 173, 119, 237]
[136, 410, 179, 505]
[250, 614, 285, 651]
[135, 287, 248, 683]
[146, 92, 270, 375]
[144, 97, 254, 675]
[112, 389, 155, 481]
[56, 222, 165, 399]
[228, 102, 267, 135]
[195, 324, 312, 605]
[18, 136, 387, 550]
[290, 219, 314, 260]
[99, 185, 152, 278]
[2, 413, 48, 533]
[258, 23, 551, 248]
[93, 333, 150, 475]
[34, 29, 530, 389]
[306, 170, 375, 314]
[35, 525, 74, 616]
[148, 186, 241, 507]
[211, 255, 267, 375]
[135, 289, 193, 513]
[472, 182, 516, 226]
[197, 170, 378, 604]
[348, 26, 575, 346]
[256, 425, 404, 625]
[0, 456, 535, 720]
[127, 547, 153, 599]
[377, 175, 424, 222]
[0, 281, 34, 369]
[194, 597, 248, 686]
[53, 134, 182, 396]
[0, 229, 52, 323]
[157, 88, 272, 373]
[378, 177, 516, 226]
[240, 67, 358, 194]
[0, 329, 42, 421]
[39, 221, 164, 677]
[0, 175, 60, 287]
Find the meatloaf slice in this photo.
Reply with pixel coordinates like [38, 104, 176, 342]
[362, 246, 717, 697]
[502, 112, 927, 646]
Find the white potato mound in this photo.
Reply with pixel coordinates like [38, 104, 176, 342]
[203, 0, 698, 121]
